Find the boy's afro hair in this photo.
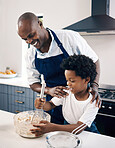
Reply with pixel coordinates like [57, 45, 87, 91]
[61, 54, 97, 83]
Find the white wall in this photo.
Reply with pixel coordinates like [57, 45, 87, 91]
[0, 0, 90, 74]
[83, 35, 115, 85]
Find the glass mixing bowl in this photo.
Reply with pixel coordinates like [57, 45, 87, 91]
[14, 110, 50, 138]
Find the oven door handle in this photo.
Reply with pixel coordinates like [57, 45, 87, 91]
[98, 113, 115, 118]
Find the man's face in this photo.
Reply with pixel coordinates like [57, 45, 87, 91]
[65, 70, 88, 95]
[18, 19, 45, 50]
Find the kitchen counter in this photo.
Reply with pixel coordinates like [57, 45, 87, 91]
[1, 75, 115, 89]
[0, 110, 115, 148]
[1, 76, 115, 90]
[0, 77, 29, 87]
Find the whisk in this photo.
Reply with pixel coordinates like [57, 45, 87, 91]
[31, 74, 46, 124]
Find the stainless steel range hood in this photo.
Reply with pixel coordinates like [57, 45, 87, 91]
[64, 0, 115, 35]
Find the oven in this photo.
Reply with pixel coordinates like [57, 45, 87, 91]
[94, 84, 115, 137]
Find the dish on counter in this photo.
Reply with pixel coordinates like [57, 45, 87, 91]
[0, 73, 17, 78]
[0, 68, 17, 78]
[46, 131, 81, 148]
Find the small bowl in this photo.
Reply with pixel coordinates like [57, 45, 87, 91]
[14, 110, 50, 138]
[46, 131, 81, 148]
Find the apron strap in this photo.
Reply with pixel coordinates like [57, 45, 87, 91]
[47, 28, 69, 58]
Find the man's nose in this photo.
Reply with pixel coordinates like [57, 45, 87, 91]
[67, 81, 71, 86]
[26, 38, 33, 44]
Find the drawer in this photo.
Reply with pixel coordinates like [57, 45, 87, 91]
[8, 95, 33, 109]
[9, 104, 29, 114]
[8, 85, 33, 98]
[0, 84, 8, 93]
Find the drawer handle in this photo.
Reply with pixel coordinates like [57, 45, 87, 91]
[15, 100, 24, 104]
[15, 110, 20, 113]
[16, 90, 24, 94]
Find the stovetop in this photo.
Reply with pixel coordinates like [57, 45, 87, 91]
[98, 84, 115, 102]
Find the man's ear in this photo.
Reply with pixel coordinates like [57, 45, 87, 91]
[38, 20, 43, 27]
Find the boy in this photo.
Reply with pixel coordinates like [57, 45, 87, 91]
[31, 55, 99, 137]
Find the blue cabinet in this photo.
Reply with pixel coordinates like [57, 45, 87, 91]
[0, 84, 39, 113]
[8, 85, 35, 113]
[0, 84, 8, 111]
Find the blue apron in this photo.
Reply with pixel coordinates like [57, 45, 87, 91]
[35, 29, 69, 124]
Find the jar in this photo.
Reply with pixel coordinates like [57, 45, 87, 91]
[5, 67, 12, 74]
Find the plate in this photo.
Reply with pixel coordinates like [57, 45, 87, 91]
[46, 131, 81, 148]
[0, 73, 17, 78]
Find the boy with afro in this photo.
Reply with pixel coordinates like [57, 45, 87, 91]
[31, 55, 99, 136]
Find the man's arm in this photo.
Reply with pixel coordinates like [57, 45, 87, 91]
[90, 59, 101, 106]
[30, 82, 69, 98]
[30, 82, 49, 94]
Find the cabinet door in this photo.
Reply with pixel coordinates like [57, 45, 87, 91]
[9, 95, 33, 109]
[8, 85, 34, 113]
[9, 104, 29, 113]
[0, 93, 8, 111]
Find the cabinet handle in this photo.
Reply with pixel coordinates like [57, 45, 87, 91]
[15, 110, 20, 113]
[15, 100, 24, 104]
[16, 90, 24, 94]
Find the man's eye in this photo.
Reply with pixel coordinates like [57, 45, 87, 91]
[70, 80, 75, 83]
[22, 38, 27, 41]
[28, 34, 33, 38]
[28, 33, 35, 38]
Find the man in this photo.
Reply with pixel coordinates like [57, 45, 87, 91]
[17, 12, 100, 124]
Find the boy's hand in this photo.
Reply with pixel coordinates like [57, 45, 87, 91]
[34, 97, 46, 109]
[30, 120, 55, 137]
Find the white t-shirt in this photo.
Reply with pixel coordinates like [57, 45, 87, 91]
[25, 29, 98, 85]
[51, 91, 99, 127]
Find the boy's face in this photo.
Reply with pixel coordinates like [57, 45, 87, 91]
[65, 70, 89, 95]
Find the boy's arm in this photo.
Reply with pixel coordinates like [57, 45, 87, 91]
[34, 98, 56, 111]
[43, 101, 56, 111]
[51, 121, 87, 134]
[31, 120, 87, 137]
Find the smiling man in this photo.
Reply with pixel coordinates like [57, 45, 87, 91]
[17, 12, 100, 124]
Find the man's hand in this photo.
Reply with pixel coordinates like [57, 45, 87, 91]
[47, 86, 69, 98]
[89, 83, 102, 108]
